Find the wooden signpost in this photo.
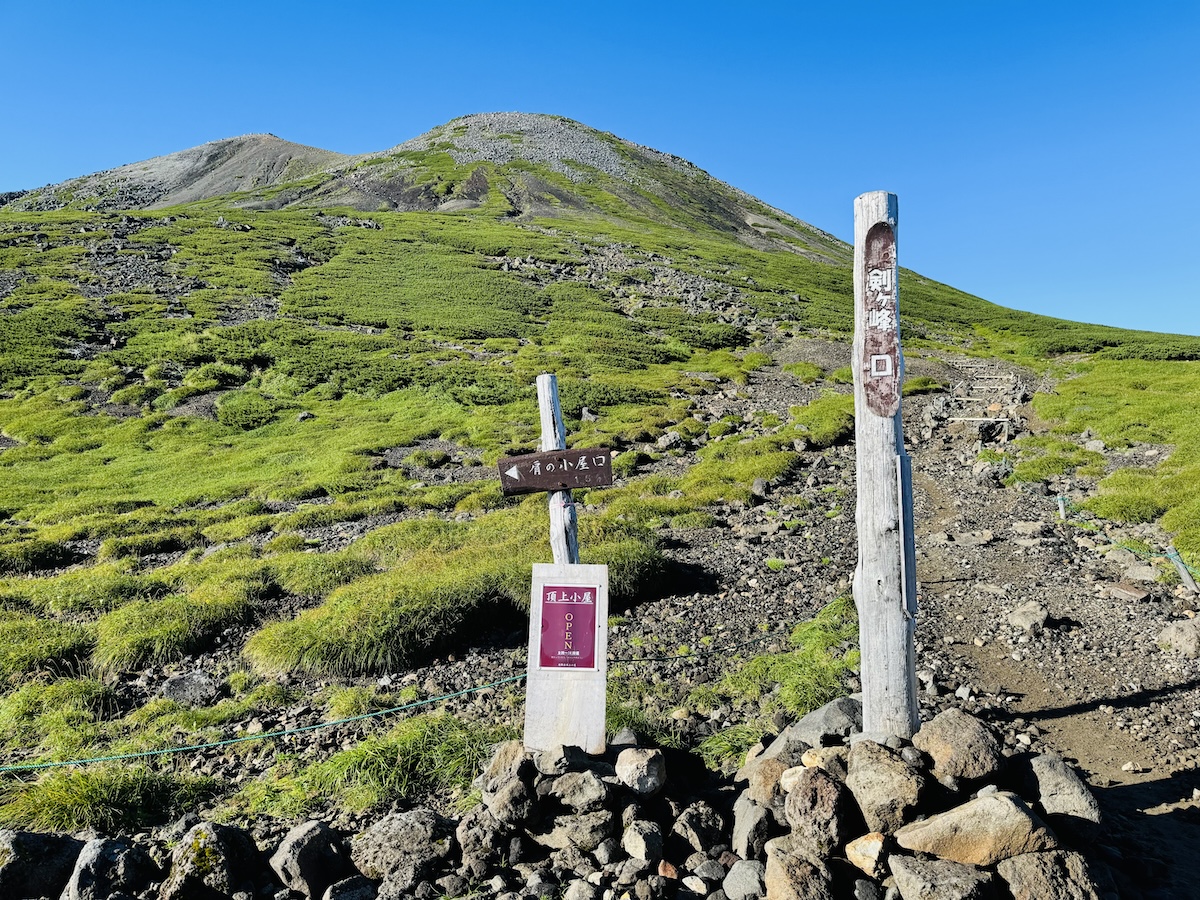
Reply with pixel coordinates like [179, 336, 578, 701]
[851, 191, 920, 739]
[519, 373, 610, 753]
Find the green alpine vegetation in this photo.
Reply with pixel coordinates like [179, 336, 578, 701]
[2, 111, 1199, 827]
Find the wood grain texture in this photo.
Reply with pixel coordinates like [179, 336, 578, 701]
[851, 191, 919, 738]
[536, 374, 580, 565]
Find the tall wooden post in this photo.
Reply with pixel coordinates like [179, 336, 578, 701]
[537, 374, 580, 565]
[851, 191, 919, 738]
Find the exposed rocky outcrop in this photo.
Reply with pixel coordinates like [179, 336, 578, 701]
[0, 708, 1112, 900]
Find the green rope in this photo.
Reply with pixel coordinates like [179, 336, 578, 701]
[0, 630, 784, 775]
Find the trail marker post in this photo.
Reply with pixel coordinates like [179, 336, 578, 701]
[506, 374, 613, 753]
[851, 191, 919, 739]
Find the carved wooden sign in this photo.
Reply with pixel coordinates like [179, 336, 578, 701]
[860, 221, 900, 417]
[497, 448, 613, 496]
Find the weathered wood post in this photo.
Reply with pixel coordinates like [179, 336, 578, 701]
[851, 191, 919, 738]
[502, 374, 612, 753]
[537, 374, 580, 565]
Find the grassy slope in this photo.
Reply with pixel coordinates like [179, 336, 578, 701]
[2, 163, 1199, 824]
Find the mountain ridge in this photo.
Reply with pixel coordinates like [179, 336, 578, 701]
[3, 113, 845, 260]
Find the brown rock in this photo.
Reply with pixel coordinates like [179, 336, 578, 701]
[996, 850, 1101, 900]
[763, 837, 835, 900]
[783, 767, 854, 860]
[845, 740, 927, 834]
[894, 792, 1057, 867]
[912, 709, 1003, 784]
[845, 833, 886, 880]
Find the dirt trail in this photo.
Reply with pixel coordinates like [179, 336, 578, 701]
[903, 355, 1200, 899]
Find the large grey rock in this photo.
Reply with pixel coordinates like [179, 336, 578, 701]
[894, 792, 1057, 867]
[790, 696, 862, 747]
[478, 740, 532, 792]
[60, 837, 160, 900]
[889, 855, 995, 900]
[672, 801, 724, 853]
[160, 822, 261, 900]
[531, 810, 616, 852]
[323, 875, 378, 900]
[484, 776, 536, 826]
[621, 820, 663, 862]
[783, 767, 854, 860]
[615, 748, 666, 795]
[0, 829, 84, 899]
[723, 859, 766, 900]
[731, 790, 772, 861]
[552, 770, 608, 811]
[763, 836, 834, 900]
[269, 820, 351, 900]
[1024, 754, 1102, 840]
[160, 671, 220, 706]
[845, 740, 927, 834]
[912, 709, 1003, 784]
[996, 850, 1101, 900]
[350, 809, 454, 889]
[456, 805, 510, 877]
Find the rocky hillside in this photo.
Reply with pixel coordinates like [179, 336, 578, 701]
[3, 113, 1200, 899]
[3, 114, 844, 259]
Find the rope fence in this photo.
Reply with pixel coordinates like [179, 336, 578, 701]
[0, 631, 783, 775]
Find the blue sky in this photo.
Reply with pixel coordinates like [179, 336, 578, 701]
[3, 1, 1197, 335]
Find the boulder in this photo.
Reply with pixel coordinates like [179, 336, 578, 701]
[672, 801, 724, 853]
[322, 875, 378, 900]
[912, 709, 1004, 784]
[616, 748, 666, 795]
[996, 850, 1101, 900]
[1006, 601, 1049, 634]
[1023, 754, 1102, 841]
[790, 696, 862, 747]
[763, 837, 834, 900]
[723, 859, 766, 900]
[894, 792, 1057, 867]
[731, 790, 772, 861]
[552, 770, 609, 812]
[60, 837, 160, 900]
[622, 819, 664, 862]
[0, 829, 84, 899]
[269, 820, 351, 900]
[160, 671, 220, 706]
[530, 810, 616, 852]
[845, 740, 927, 834]
[845, 833, 886, 880]
[456, 805, 510, 877]
[350, 809, 454, 890]
[160, 822, 262, 900]
[1156, 620, 1200, 658]
[888, 855, 995, 900]
[783, 767, 855, 860]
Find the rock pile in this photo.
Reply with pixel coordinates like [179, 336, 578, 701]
[0, 701, 1111, 900]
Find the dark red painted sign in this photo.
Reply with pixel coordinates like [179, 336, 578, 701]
[861, 222, 900, 417]
[498, 448, 613, 496]
[538, 584, 598, 669]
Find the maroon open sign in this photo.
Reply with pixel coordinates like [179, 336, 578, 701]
[538, 584, 598, 669]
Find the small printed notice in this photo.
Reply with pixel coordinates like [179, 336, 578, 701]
[538, 584, 598, 669]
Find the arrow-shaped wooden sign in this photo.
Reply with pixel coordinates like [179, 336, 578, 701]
[497, 448, 614, 496]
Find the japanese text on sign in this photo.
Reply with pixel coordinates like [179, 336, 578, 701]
[860, 222, 901, 417]
[538, 584, 598, 670]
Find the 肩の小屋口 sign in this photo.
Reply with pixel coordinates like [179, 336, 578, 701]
[538, 584, 598, 669]
[860, 221, 900, 417]
[497, 448, 613, 496]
